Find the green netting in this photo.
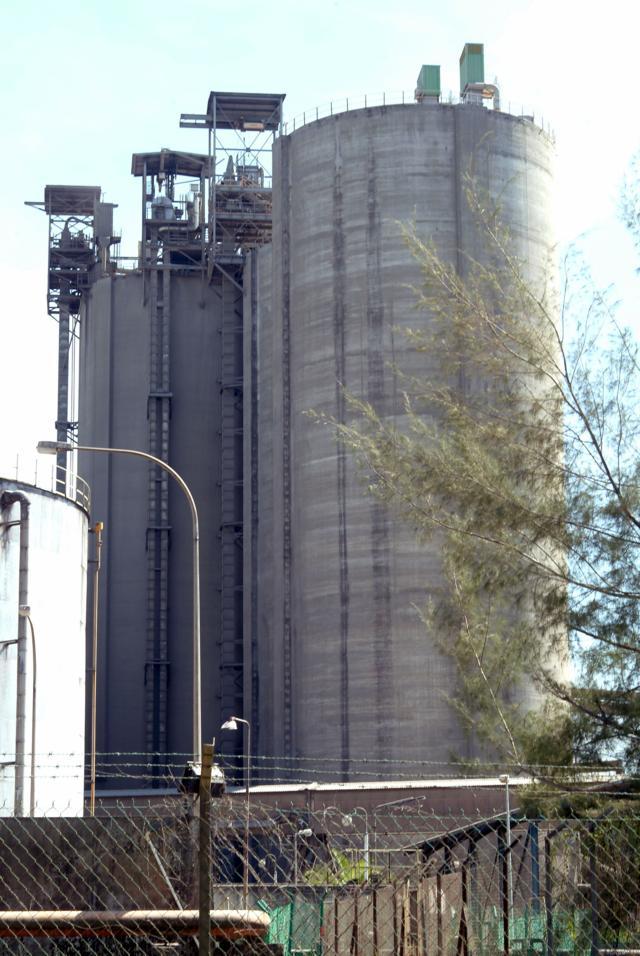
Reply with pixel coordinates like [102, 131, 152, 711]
[258, 898, 324, 956]
[473, 907, 592, 956]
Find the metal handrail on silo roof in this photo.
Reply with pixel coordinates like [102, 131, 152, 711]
[280, 90, 554, 140]
[0, 456, 90, 514]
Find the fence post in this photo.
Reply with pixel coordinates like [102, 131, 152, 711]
[529, 821, 541, 914]
[372, 887, 379, 956]
[350, 888, 359, 956]
[544, 834, 553, 956]
[393, 885, 399, 956]
[456, 864, 469, 956]
[499, 824, 510, 956]
[199, 742, 214, 955]
[588, 826, 600, 956]
[418, 879, 427, 956]
[436, 871, 443, 956]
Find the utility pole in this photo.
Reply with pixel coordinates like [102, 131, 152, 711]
[198, 742, 214, 955]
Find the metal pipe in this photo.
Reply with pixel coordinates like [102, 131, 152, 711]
[38, 442, 202, 764]
[18, 609, 37, 818]
[0, 910, 270, 939]
[245, 719, 251, 903]
[89, 522, 103, 815]
[1, 492, 30, 817]
[145, 831, 183, 910]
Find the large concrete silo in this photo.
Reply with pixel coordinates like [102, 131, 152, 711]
[78, 270, 226, 766]
[244, 101, 555, 773]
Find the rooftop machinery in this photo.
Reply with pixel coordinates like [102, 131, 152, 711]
[25, 187, 117, 492]
[177, 94, 285, 753]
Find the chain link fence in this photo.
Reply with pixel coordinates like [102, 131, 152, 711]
[0, 757, 638, 954]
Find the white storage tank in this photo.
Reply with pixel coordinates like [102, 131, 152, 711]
[0, 473, 89, 816]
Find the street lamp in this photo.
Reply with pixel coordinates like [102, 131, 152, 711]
[221, 716, 251, 906]
[294, 828, 313, 886]
[499, 773, 514, 917]
[18, 606, 36, 818]
[340, 808, 370, 882]
[37, 440, 202, 765]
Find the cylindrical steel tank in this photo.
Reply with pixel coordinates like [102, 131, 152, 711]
[0, 477, 88, 815]
[245, 102, 555, 772]
[78, 273, 225, 766]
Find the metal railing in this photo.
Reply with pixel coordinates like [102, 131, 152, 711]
[0, 455, 91, 514]
[281, 89, 555, 140]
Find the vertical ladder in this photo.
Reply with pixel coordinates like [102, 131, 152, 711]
[55, 302, 70, 493]
[146, 257, 172, 773]
[219, 266, 244, 760]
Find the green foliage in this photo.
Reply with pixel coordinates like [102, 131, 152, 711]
[304, 849, 376, 885]
[589, 813, 640, 944]
[321, 180, 640, 770]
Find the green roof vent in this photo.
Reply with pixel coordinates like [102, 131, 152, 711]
[459, 43, 484, 91]
[415, 64, 441, 101]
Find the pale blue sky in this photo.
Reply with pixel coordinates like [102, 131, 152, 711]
[2, 0, 639, 465]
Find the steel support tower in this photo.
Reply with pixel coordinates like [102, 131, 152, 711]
[181, 92, 284, 768]
[26, 186, 109, 490]
[132, 150, 210, 771]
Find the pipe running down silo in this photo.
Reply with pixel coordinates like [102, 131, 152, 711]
[1, 492, 30, 815]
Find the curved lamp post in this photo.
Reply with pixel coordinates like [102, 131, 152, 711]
[37, 440, 202, 766]
[340, 807, 370, 882]
[221, 716, 251, 905]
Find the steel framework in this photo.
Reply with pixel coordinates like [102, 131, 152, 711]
[25, 186, 116, 490]
[180, 92, 285, 771]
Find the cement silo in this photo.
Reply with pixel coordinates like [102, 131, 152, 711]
[244, 99, 555, 772]
[78, 266, 225, 767]
[31, 73, 557, 783]
[0, 475, 88, 815]
[72, 102, 283, 777]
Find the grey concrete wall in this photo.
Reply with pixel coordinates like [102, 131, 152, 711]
[250, 103, 555, 772]
[78, 273, 223, 764]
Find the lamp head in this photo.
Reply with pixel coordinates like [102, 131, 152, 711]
[221, 717, 239, 731]
[37, 440, 74, 455]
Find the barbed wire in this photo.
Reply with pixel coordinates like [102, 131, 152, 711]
[0, 793, 639, 954]
[1, 751, 631, 777]
[1, 751, 628, 771]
